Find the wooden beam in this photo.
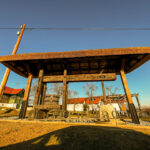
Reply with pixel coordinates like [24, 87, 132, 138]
[34, 69, 44, 106]
[127, 54, 150, 73]
[134, 94, 142, 116]
[19, 73, 32, 119]
[41, 83, 47, 105]
[120, 69, 140, 124]
[62, 69, 68, 111]
[43, 75, 64, 82]
[120, 70, 133, 103]
[101, 81, 106, 103]
[43, 73, 116, 82]
[34, 104, 60, 110]
[1, 47, 150, 62]
[2, 62, 27, 77]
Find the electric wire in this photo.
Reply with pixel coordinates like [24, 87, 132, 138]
[0, 27, 150, 31]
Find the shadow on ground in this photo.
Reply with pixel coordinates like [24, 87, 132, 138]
[3, 109, 13, 114]
[1, 125, 150, 150]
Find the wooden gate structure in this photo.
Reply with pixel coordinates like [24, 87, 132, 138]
[0, 47, 150, 124]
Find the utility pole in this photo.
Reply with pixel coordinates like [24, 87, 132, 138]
[0, 24, 26, 101]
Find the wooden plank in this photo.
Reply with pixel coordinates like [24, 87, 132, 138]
[34, 104, 60, 110]
[127, 54, 150, 73]
[43, 75, 64, 82]
[2, 62, 27, 77]
[68, 73, 116, 82]
[43, 73, 116, 82]
[0, 47, 150, 62]
[0, 48, 149, 78]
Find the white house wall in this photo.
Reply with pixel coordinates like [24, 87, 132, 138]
[0, 103, 17, 108]
[67, 104, 83, 112]
[67, 104, 100, 112]
[75, 104, 84, 112]
[67, 104, 74, 111]
[88, 104, 99, 111]
[111, 103, 120, 111]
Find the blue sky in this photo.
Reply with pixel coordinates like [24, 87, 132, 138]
[0, 0, 150, 105]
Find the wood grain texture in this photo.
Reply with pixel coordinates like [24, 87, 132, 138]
[0, 47, 150, 61]
[120, 69, 140, 124]
[34, 69, 44, 106]
[62, 69, 67, 111]
[0, 47, 149, 77]
[43, 73, 116, 82]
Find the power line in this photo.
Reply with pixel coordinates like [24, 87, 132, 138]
[0, 27, 22, 30]
[0, 27, 150, 31]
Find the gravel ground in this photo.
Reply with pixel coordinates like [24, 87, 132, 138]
[1, 115, 150, 126]
[123, 119, 150, 126]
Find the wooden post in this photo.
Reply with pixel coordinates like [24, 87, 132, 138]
[0, 24, 26, 101]
[33, 69, 44, 118]
[101, 81, 106, 103]
[34, 69, 44, 106]
[19, 73, 32, 119]
[66, 82, 68, 110]
[41, 83, 47, 105]
[62, 69, 68, 112]
[135, 93, 142, 117]
[120, 69, 140, 124]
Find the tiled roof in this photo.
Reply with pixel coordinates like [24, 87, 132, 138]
[67, 96, 126, 104]
[67, 97, 101, 104]
[3, 86, 24, 95]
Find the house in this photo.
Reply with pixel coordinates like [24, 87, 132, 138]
[67, 96, 102, 112]
[67, 95, 127, 112]
[0, 86, 24, 108]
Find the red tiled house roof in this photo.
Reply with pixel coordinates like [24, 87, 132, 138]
[3, 86, 24, 95]
[68, 96, 127, 104]
[67, 97, 102, 104]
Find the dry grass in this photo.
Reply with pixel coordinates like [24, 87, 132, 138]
[0, 107, 19, 117]
[0, 107, 31, 118]
[0, 107, 150, 149]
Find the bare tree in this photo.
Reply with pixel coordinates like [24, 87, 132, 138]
[50, 83, 63, 97]
[68, 90, 78, 112]
[105, 86, 113, 96]
[50, 83, 78, 111]
[50, 83, 78, 98]
[105, 85, 120, 96]
[82, 83, 98, 112]
[68, 90, 78, 99]
[113, 87, 120, 95]
[73, 91, 78, 98]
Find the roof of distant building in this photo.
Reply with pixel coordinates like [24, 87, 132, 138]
[3, 86, 24, 95]
[67, 96, 126, 104]
[67, 96, 102, 104]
